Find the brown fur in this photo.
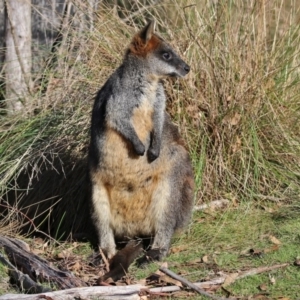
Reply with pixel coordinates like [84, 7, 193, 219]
[91, 112, 193, 239]
[129, 34, 162, 57]
[131, 98, 154, 143]
[91, 127, 172, 237]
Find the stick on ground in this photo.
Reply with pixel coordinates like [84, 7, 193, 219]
[238, 263, 289, 279]
[159, 266, 228, 300]
[0, 285, 144, 300]
[0, 263, 291, 300]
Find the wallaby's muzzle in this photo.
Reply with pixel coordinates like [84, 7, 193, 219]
[171, 60, 190, 78]
[182, 62, 190, 75]
[184, 64, 190, 73]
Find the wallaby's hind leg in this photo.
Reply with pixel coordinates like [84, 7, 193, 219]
[138, 148, 194, 265]
[136, 175, 179, 265]
[91, 179, 116, 259]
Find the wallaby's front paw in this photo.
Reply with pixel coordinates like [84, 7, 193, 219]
[147, 146, 160, 162]
[134, 141, 145, 156]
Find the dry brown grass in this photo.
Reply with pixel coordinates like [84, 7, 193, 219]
[0, 0, 300, 239]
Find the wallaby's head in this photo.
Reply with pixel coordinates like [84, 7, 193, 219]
[128, 20, 190, 78]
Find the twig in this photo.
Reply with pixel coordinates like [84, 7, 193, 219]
[195, 263, 290, 289]
[194, 199, 230, 211]
[99, 248, 110, 272]
[159, 267, 227, 300]
[237, 263, 289, 279]
[254, 194, 286, 202]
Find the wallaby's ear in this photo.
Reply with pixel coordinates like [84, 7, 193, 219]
[129, 20, 159, 56]
[139, 20, 156, 44]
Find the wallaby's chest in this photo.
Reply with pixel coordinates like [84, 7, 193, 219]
[93, 84, 161, 233]
[99, 95, 155, 183]
[97, 127, 163, 236]
[131, 97, 154, 143]
[97, 99, 159, 227]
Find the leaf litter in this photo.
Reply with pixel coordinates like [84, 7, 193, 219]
[2, 235, 294, 299]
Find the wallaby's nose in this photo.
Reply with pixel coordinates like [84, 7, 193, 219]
[184, 64, 190, 73]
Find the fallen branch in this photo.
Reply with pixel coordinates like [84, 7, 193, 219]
[196, 277, 226, 288]
[0, 255, 289, 300]
[0, 236, 86, 290]
[195, 263, 290, 288]
[150, 285, 181, 293]
[237, 263, 289, 279]
[158, 263, 289, 298]
[159, 266, 227, 300]
[0, 244, 289, 300]
[0, 253, 50, 294]
[0, 285, 144, 300]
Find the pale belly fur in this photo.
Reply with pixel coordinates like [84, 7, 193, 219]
[96, 100, 170, 238]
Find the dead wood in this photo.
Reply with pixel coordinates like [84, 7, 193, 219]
[0, 262, 290, 300]
[0, 285, 144, 300]
[188, 263, 289, 290]
[0, 253, 50, 294]
[0, 285, 181, 300]
[237, 263, 289, 279]
[196, 277, 226, 287]
[149, 285, 181, 293]
[159, 266, 228, 300]
[0, 236, 87, 290]
[0, 238, 290, 300]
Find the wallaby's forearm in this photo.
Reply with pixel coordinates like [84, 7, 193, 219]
[147, 86, 165, 162]
[110, 118, 145, 156]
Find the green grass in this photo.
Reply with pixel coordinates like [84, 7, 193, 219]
[0, 262, 9, 295]
[131, 201, 300, 298]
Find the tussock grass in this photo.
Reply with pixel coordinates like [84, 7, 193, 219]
[176, 0, 300, 203]
[0, 0, 299, 250]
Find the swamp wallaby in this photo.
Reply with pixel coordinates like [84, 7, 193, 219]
[89, 20, 194, 281]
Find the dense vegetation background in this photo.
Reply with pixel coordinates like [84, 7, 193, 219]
[0, 0, 300, 298]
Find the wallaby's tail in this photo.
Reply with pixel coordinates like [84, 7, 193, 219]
[99, 240, 144, 282]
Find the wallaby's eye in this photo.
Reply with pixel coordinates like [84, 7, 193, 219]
[162, 52, 172, 61]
